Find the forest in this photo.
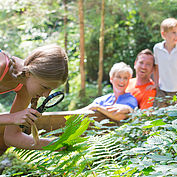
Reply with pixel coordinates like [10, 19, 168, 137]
[0, 0, 177, 176]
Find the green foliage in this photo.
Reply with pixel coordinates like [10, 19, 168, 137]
[0, 150, 36, 176]
[67, 82, 98, 110]
[1, 0, 177, 110]
[0, 1, 177, 175]
[0, 92, 15, 112]
[43, 114, 90, 151]
[12, 105, 177, 176]
[85, 0, 177, 81]
[15, 114, 91, 176]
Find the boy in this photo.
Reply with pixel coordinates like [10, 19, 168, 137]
[153, 17, 177, 107]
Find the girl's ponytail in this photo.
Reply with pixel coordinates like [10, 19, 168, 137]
[1, 50, 18, 79]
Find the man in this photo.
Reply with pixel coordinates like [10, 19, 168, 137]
[126, 49, 156, 109]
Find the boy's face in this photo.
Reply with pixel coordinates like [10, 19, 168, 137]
[161, 26, 177, 46]
[110, 71, 130, 93]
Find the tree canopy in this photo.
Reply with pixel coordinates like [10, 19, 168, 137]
[0, 0, 177, 110]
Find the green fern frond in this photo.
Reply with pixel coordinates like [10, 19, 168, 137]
[43, 114, 90, 151]
[15, 114, 91, 176]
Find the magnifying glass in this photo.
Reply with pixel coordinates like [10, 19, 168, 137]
[36, 91, 64, 113]
[20, 91, 64, 128]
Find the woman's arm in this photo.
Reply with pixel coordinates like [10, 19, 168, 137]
[4, 86, 53, 150]
[106, 104, 133, 114]
[89, 104, 132, 121]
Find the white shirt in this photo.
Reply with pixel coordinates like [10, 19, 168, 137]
[153, 41, 177, 92]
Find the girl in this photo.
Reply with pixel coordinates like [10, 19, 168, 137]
[0, 44, 68, 154]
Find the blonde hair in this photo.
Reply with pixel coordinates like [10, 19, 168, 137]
[9, 44, 68, 85]
[160, 18, 177, 32]
[109, 62, 133, 78]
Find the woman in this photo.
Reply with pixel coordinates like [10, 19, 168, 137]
[85, 62, 138, 121]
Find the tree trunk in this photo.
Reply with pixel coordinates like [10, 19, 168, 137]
[98, 0, 105, 96]
[64, 0, 69, 94]
[78, 0, 85, 96]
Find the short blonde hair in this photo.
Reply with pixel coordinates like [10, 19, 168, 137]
[109, 62, 133, 78]
[160, 18, 177, 32]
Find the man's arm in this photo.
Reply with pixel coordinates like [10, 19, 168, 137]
[146, 65, 159, 90]
[154, 64, 159, 88]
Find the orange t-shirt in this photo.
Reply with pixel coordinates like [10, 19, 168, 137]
[126, 78, 156, 110]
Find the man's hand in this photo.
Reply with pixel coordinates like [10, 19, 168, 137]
[146, 84, 158, 90]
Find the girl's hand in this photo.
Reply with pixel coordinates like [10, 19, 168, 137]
[11, 108, 41, 127]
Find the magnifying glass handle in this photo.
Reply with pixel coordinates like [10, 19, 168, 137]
[36, 105, 45, 113]
[19, 125, 25, 128]
[19, 112, 38, 129]
[19, 107, 44, 128]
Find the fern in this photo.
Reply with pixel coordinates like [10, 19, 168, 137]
[15, 114, 91, 176]
[14, 106, 177, 177]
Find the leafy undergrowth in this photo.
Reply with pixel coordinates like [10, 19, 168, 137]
[0, 149, 38, 176]
[3, 105, 177, 176]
